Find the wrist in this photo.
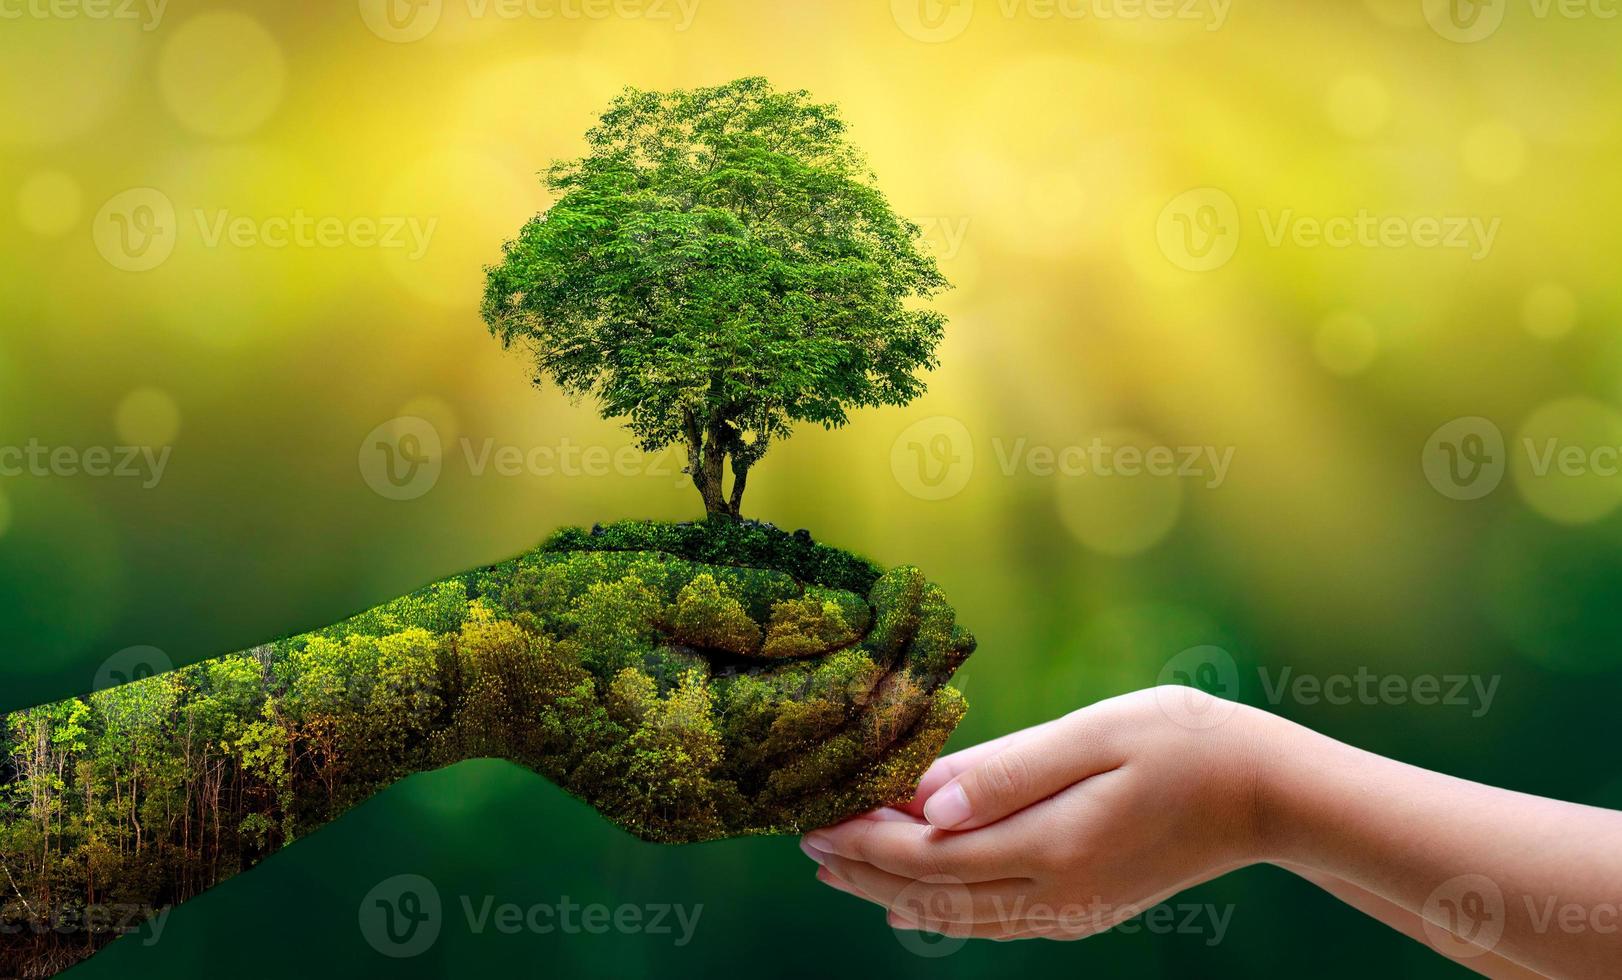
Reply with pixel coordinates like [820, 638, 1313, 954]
[1224, 702, 1308, 866]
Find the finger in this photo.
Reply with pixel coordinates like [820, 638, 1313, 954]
[817, 854, 1032, 923]
[856, 806, 921, 823]
[803, 814, 1018, 882]
[898, 718, 1066, 817]
[922, 711, 1125, 831]
[800, 808, 921, 867]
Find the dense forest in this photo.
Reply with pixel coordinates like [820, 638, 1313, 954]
[0, 521, 974, 976]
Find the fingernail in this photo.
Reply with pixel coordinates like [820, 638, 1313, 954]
[804, 832, 832, 852]
[923, 783, 972, 829]
[799, 839, 828, 865]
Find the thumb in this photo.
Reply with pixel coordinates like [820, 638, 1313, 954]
[922, 711, 1122, 831]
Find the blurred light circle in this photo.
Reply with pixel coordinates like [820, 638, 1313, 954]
[17, 171, 83, 238]
[159, 12, 286, 138]
[0, 21, 141, 148]
[1462, 120, 1526, 184]
[1511, 397, 1622, 525]
[1314, 310, 1380, 376]
[1054, 428, 1183, 556]
[115, 388, 182, 447]
[1521, 282, 1578, 341]
[1326, 74, 1390, 138]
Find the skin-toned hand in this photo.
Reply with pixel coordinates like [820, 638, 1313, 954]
[800, 687, 1622, 978]
[801, 688, 1268, 941]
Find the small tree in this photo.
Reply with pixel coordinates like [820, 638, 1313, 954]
[482, 77, 950, 517]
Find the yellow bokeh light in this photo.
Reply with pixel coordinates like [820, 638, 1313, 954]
[1314, 311, 1379, 376]
[159, 12, 286, 138]
[0, 21, 141, 148]
[1521, 282, 1578, 341]
[1512, 397, 1622, 525]
[1462, 120, 1526, 184]
[1326, 74, 1390, 139]
[1054, 428, 1184, 557]
[16, 171, 83, 238]
[115, 388, 182, 447]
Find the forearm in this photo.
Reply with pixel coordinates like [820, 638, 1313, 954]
[1253, 710, 1622, 978]
[1277, 862, 1551, 979]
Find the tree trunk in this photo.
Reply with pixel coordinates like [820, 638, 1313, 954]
[728, 454, 750, 517]
[683, 411, 736, 517]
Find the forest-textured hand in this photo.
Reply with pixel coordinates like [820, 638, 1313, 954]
[0, 521, 974, 976]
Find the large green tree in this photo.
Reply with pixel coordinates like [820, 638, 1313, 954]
[482, 77, 950, 517]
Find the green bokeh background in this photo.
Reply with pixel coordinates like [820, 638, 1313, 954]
[3, 1, 1621, 976]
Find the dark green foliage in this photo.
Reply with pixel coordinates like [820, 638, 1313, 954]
[538, 518, 883, 595]
[0, 522, 974, 975]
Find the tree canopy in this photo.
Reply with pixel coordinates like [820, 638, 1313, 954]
[482, 76, 950, 516]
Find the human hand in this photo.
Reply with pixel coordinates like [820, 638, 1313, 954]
[799, 687, 1273, 939]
